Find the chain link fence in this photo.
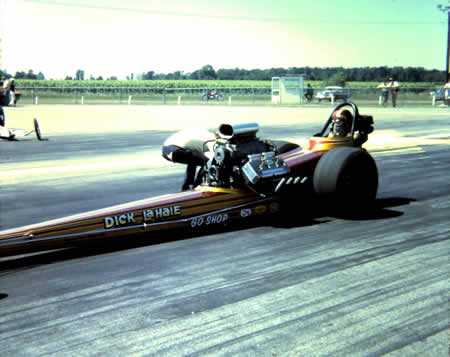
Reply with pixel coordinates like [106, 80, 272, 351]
[14, 86, 442, 107]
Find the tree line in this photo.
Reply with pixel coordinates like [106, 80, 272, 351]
[142, 65, 445, 82]
[0, 69, 45, 80]
[1, 65, 446, 82]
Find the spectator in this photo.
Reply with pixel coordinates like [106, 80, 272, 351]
[305, 83, 314, 102]
[7, 79, 16, 106]
[386, 77, 400, 107]
[1, 79, 13, 106]
[377, 79, 389, 106]
[444, 82, 450, 106]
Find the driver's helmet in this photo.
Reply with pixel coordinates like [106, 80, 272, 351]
[331, 109, 352, 137]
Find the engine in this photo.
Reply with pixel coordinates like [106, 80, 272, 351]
[203, 123, 290, 192]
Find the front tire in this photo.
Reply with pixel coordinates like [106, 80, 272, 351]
[313, 147, 378, 205]
[34, 118, 43, 141]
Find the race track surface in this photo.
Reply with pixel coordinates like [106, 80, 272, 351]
[0, 105, 449, 356]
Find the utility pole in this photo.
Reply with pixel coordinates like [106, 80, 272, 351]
[0, 0, 4, 72]
[438, 2, 450, 82]
[0, 37, 3, 71]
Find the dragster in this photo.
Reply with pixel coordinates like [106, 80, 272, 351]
[0, 102, 378, 257]
[0, 112, 46, 141]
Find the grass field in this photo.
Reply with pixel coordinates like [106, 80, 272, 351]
[15, 90, 435, 107]
[16, 79, 442, 90]
[13, 79, 440, 107]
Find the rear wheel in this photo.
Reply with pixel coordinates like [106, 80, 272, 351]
[313, 147, 378, 206]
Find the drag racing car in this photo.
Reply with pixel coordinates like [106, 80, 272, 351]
[0, 102, 377, 257]
[0, 115, 45, 141]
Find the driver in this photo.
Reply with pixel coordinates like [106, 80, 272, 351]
[329, 109, 352, 137]
[162, 128, 215, 190]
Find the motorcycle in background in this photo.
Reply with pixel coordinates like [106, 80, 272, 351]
[202, 89, 224, 102]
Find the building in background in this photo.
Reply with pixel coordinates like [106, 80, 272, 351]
[271, 76, 305, 104]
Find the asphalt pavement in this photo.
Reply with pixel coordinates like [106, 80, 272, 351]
[0, 106, 448, 356]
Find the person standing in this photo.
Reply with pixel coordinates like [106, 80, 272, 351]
[377, 79, 389, 106]
[305, 83, 314, 102]
[8, 79, 16, 106]
[1, 79, 14, 106]
[386, 77, 400, 107]
[444, 82, 450, 106]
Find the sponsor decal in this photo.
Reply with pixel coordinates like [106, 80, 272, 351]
[254, 205, 267, 215]
[143, 205, 181, 222]
[104, 205, 182, 229]
[240, 208, 252, 218]
[104, 212, 136, 229]
[191, 213, 229, 228]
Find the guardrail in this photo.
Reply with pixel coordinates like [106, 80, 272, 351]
[13, 86, 445, 107]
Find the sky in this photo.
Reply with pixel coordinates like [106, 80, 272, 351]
[0, 0, 448, 79]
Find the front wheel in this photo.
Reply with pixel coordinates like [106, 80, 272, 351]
[313, 147, 378, 206]
[34, 118, 43, 141]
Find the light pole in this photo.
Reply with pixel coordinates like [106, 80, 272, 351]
[438, 2, 450, 82]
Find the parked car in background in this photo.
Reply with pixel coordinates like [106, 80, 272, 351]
[430, 87, 445, 101]
[446, 83, 450, 105]
[430, 85, 449, 105]
[315, 86, 351, 103]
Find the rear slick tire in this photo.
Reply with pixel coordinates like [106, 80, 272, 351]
[313, 147, 378, 206]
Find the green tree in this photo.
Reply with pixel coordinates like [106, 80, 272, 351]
[0, 69, 11, 79]
[26, 69, 37, 80]
[14, 71, 27, 79]
[325, 72, 348, 87]
[191, 65, 217, 80]
[142, 71, 155, 80]
[75, 69, 85, 80]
